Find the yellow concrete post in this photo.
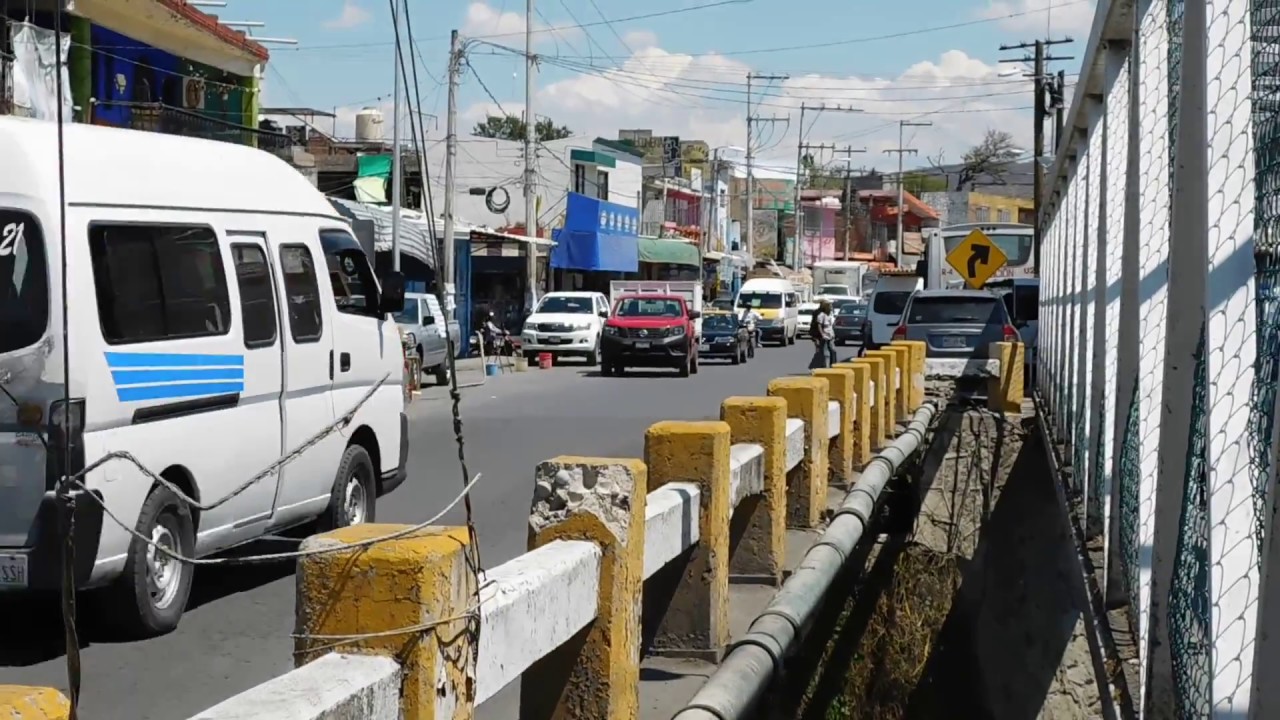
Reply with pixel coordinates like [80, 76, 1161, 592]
[864, 349, 898, 432]
[521, 457, 647, 720]
[897, 339, 926, 410]
[767, 376, 830, 528]
[856, 355, 887, 450]
[721, 397, 788, 585]
[644, 421, 732, 660]
[835, 361, 873, 469]
[295, 525, 476, 720]
[988, 342, 1026, 415]
[886, 344, 911, 418]
[813, 368, 855, 489]
[0, 687, 70, 719]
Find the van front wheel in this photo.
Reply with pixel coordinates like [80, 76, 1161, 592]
[322, 445, 378, 531]
[109, 485, 196, 638]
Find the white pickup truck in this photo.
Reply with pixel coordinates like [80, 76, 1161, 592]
[609, 280, 704, 339]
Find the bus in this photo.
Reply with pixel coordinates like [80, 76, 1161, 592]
[923, 222, 1036, 289]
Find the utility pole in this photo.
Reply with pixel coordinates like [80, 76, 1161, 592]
[442, 30, 461, 316]
[389, 0, 404, 272]
[793, 103, 861, 270]
[883, 120, 930, 266]
[796, 141, 834, 265]
[999, 37, 1073, 271]
[523, 0, 539, 307]
[833, 146, 866, 261]
[745, 72, 788, 267]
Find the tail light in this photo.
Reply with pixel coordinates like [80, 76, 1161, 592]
[1003, 325, 1018, 343]
[892, 325, 907, 340]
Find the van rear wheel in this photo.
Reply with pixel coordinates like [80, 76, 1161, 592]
[321, 445, 378, 531]
[107, 485, 196, 638]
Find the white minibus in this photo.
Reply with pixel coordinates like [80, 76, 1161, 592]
[0, 117, 408, 636]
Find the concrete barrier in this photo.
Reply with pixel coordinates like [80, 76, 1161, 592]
[644, 421, 733, 660]
[863, 349, 898, 432]
[894, 340, 926, 410]
[722, 397, 788, 585]
[293, 524, 476, 719]
[0, 687, 71, 720]
[855, 356, 887, 450]
[192, 653, 401, 720]
[988, 342, 1026, 414]
[767, 377, 831, 528]
[835, 361, 873, 469]
[521, 457, 647, 719]
[813, 368, 856, 489]
[885, 344, 912, 416]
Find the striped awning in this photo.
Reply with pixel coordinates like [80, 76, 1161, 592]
[328, 198, 437, 269]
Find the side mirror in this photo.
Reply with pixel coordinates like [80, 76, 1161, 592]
[378, 271, 406, 314]
[423, 315, 437, 326]
[598, 309, 609, 318]
[688, 310, 701, 320]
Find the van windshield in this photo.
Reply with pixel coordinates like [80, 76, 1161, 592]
[0, 210, 48, 354]
[738, 292, 783, 309]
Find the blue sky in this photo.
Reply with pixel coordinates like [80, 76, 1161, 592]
[247, 0, 1094, 169]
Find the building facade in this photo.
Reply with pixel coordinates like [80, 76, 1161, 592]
[919, 190, 1035, 227]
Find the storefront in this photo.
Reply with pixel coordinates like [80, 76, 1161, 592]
[551, 191, 640, 293]
[458, 228, 553, 355]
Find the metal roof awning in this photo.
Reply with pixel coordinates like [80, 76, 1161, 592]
[469, 228, 556, 247]
[329, 198, 437, 269]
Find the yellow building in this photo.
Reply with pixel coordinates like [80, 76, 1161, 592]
[964, 191, 1035, 225]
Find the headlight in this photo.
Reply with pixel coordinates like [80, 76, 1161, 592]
[604, 326, 619, 336]
[670, 325, 686, 337]
[572, 322, 593, 331]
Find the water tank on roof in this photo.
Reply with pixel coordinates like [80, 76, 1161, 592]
[355, 107, 384, 142]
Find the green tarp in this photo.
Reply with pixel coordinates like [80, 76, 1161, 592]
[638, 237, 701, 267]
[357, 154, 393, 178]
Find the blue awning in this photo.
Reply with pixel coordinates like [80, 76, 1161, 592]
[550, 192, 640, 272]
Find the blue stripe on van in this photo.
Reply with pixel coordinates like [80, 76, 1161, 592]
[111, 368, 246, 386]
[105, 352, 245, 369]
[115, 382, 246, 403]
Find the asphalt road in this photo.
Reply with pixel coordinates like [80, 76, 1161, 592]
[0, 341, 842, 719]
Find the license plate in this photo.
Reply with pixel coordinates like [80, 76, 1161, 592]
[941, 336, 967, 349]
[546, 337, 565, 344]
[0, 554, 28, 588]
[634, 341, 651, 350]
[699, 343, 710, 352]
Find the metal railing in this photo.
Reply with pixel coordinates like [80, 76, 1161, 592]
[90, 100, 292, 153]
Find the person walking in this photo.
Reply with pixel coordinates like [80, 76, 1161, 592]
[809, 299, 837, 368]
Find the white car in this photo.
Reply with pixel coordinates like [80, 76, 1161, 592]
[520, 291, 610, 365]
[797, 302, 820, 336]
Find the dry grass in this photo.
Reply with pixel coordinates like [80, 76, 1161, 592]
[796, 544, 965, 720]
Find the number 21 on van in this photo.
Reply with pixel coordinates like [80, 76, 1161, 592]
[0, 221, 23, 256]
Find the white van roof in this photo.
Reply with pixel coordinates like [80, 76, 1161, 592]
[0, 116, 340, 218]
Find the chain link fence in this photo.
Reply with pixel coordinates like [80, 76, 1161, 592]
[1118, 388, 1142, 627]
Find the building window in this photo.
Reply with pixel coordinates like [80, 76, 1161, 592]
[975, 206, 990, 222]
[231, 244, 278, 349]
[279, 244, 324, 343]
[597, 169, 609, 201]
[997, 208, 1011, 223]
[573, 164, 586, 195]
[89, 223, 231, 344]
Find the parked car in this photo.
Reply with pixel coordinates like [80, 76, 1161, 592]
[895, 289, 1018, 360]
[600, 294, 701, 377]
[699, 312, 752, 364]
[395, 292, 460, 385]
[519, 291, 609, 365]
[797, 302, 820, 336]
[834, 301, 868, 346]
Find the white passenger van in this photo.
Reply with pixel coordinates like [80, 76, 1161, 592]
[864, 269, 923, 350]
[735, 276, 799, 346]
[0, 117, 408, 636]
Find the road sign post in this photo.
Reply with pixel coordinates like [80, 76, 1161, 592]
[945, 229, 1008, 289]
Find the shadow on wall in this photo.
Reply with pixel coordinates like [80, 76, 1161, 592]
[790, 408, 1105, 720]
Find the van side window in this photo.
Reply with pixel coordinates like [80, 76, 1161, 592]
[231, 244, 278, 348]
[319, 229, 380, 318]
[278, 245, 323, 343]
[89, 224, 231, 344]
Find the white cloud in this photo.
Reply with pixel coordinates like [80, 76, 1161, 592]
[462, 43, 1041, 172]
[324, 0, 372, 30]
[622, 30, 659, 50]
[981, 0, 1097, 36]
[460, 1, 583, 48]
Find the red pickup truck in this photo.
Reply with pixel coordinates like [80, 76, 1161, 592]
[599, 294, 701, 377]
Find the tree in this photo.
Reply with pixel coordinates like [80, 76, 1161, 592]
[928, 129, 1021, 191]
[472, 113, 573, 142]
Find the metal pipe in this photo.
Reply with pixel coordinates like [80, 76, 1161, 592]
[672, 402, 938, 720]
